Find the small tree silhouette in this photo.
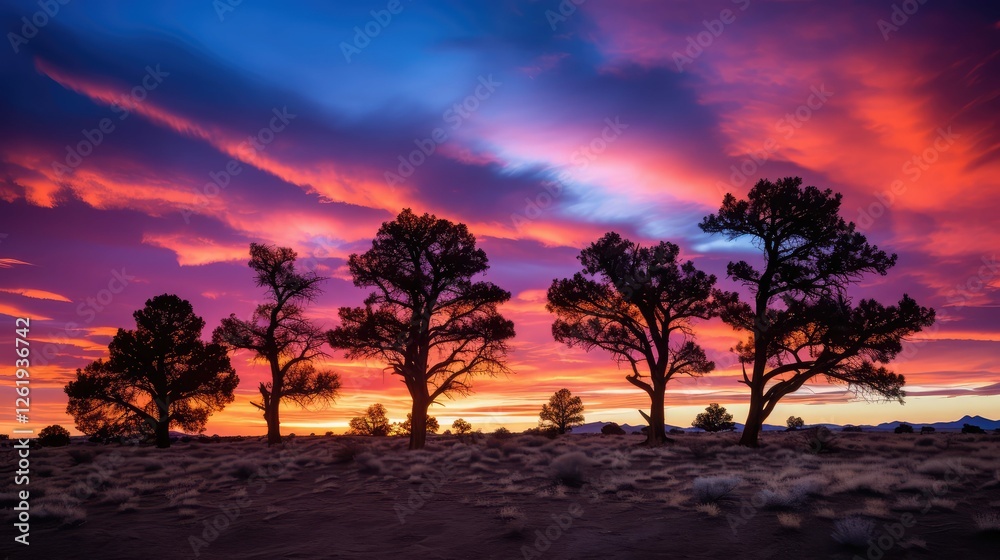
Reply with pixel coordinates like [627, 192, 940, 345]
[961, 423, 986, 434]
[38, 425, 71, 447]
[452, 418, 472, 435]
[693, 403, 735, 432]
[894, 423, 914, 434]
[347, 404, 392, 436]
[539, 388, 585, 434]
[601, 422, 626, 435]
[786, 416, 805, 431]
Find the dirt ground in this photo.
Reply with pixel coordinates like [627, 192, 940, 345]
[2, 431, 1000, 559]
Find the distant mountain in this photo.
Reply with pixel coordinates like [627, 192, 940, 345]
[569, 416, 1000, 434]
[862, 415, 1000, 432]
[571, 422, 648, 434]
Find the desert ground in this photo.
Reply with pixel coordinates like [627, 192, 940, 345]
[3, 431, 1000, 559]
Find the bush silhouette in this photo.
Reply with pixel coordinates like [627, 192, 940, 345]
[347, 404, 392, 436]
[539, 388, 585, 434]
[452, 418, 473, 435]
[693, 404, 735, 432]
[38, 425, 71, 447]
[894, 423, 914, 434]
[961, 423, 986, 434]
[786, 416, 804, 431]
[842, 425, 862, 432]
[601, 422, 626, 435]
[919, 426, 935, 434]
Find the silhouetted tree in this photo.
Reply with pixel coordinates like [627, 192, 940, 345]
[38, 425, 71, 447]
[214, 244, 341, 446]
[786, 416, 805, 430]
[692, 403, 735, 432]
[894, 423, 914, 434]
[451, 418, 472, 435]
[539, 388, 585, 434]
[347, 403, 392, 436]
[700, 178, 935, 446]
[66, 294, 238, 448]
[547, 232, 724, 445]
[961, 423, 986, 434]
[328, 209, 515, 450]
[601, 422, 626, 436]
[394, 413, 439, 436]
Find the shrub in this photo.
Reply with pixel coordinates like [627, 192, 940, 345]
[691, 476, 741, 503]
[38, 425, 71, 447]
[68, 448, 94, 465]
[524, 426, 559, 439]
[331, 442, 366, 464]
[325, 431, 334, 437]
[894, 423, 914, 434]
[915, 437, 935, 447]
[831, 517, 875, 548]
[919, 426, 935, 434]
[961, 423, 986, 434]
[802, 426, 837, 454]
[491, 427, 512, 439]
[551, 452, 592, 487]
[668, 428, 685, 435]
[786, 416, 804, 431]
[972, 511, 1000, 533]
[347, 404, 392, 436]
[841, 425, 863, 432]
[601, 422, 626, 436]
[692, 404, 735, 432]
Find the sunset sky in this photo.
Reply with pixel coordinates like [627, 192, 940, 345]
[1, 1, 998, 437]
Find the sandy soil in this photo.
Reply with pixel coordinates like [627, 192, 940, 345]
[2, 431, 1000, 559]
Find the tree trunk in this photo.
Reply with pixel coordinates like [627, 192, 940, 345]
[643, 384, 669, 446]
[739, 384, 765, 447]
[266, 399, 282, 446]
[409, 397, 428, 450]
[154, 418, 170, 448]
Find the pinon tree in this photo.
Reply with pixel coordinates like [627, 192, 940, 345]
[347, 403, 392, 436]
[213, 244, 341, 446]
[451, 418, 473, 435]
[546, 232, 725, 445]
[700, 177, 935, 446]
[328, 209, 515, 450]
[692, 403, 735, 432]
[65, 294, 238, 448]
[539, 388, 585, 434]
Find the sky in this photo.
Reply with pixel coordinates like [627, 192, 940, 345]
[1, 0, 998, 436]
